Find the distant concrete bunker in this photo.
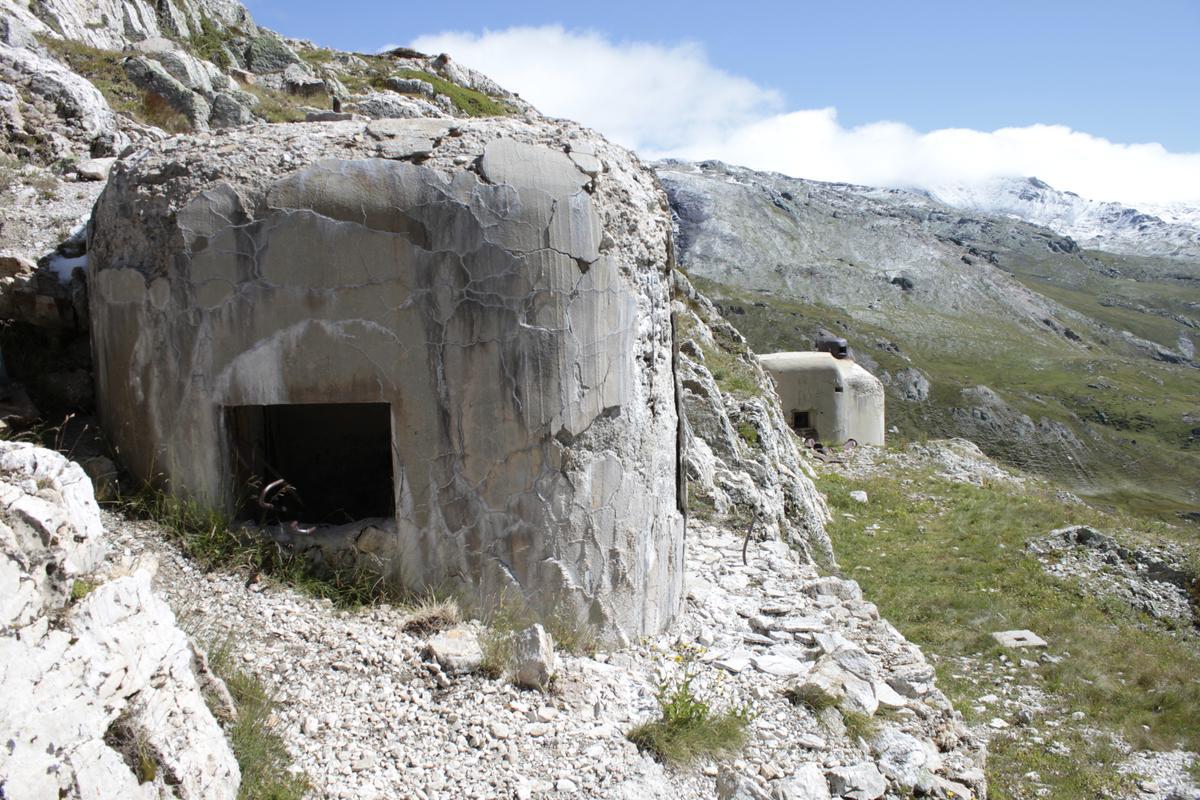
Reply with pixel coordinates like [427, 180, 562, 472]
[759, 351, 885, 446]
[87, 122, 685, 640]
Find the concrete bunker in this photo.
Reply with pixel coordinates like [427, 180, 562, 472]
[759, 351, 886, 446]
[86, 121, 685, 640]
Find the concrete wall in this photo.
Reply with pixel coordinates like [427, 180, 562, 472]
[759, 352, 885, 446]
[87, 120, 685, 641]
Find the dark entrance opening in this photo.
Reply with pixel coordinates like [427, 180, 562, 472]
[227, 403, 394, 523]
[791, 410, 813, 433]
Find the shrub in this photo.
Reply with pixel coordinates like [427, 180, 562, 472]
[626, 667, 751, 765]
[841, 710, 878, 741]
[401, 593, 461, 635]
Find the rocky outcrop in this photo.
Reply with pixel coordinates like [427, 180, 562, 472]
[0, 0, 256, 51]
[88, 117, 684, 641]
[674, 272, 832, 565]
[0, 442, 239, 799]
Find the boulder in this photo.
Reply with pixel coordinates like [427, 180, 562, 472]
[0, 42, 124, 151]
[75, 157, 117, 181]
[244, 34, 301, 73]
[283, 63, 326, 97]
[0, 443, 240, 798]
[825, 764, 886, 800]
[717, 766, 771, 800]
[771, 764, 832, 800]
[387, 76, 435, 97]
[511, 624, 556, 690]
[424, 627, 483, 674]
[353, 90, 444, 120]
[123, 56, 210, 130]
[209, 92, 255, 128]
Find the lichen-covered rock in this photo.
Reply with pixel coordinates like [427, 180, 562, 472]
[124, 55, 212, 129]
[674, 271, 832, 564]
[88, 118, 685, 641]
[0, 443, 240, 799]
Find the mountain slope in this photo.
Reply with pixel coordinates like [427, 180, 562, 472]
[927, 176, 1200, 262]
[657, 160, 1200, 515]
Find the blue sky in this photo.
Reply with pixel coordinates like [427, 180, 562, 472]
[245, 0, 1198, 150]
[242, 0, 1200, 204]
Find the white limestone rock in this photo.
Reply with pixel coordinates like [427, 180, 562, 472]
[824, 763, 886, 800]
[511, 623, 556, 690]
[770, 764, 832, 800]
[425, 627, 484, 674]
[0, 443, 240, 799]
[674, 272, 832, 564]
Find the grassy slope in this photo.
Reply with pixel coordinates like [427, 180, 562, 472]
[689, 274, 1200, 519]
[817, 466, 1200, 798]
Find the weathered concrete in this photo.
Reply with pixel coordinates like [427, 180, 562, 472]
[88, 118, 684, 641]
[759, 352, 885, 446]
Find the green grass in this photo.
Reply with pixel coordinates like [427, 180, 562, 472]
[817, 470, 1200, 796]
[988, 732, 1135, 800]
[207, 641, 309, 800]
[70, 578, 96, 601]
[333, 57, 512, 117]
[37, 35, 193, 131]
[690, 274, 1200, 514]
[840, 710, 878, 742]
[393, 68, 510, 117]
[116, 485, 394, 608]
[236, 82, 310, 123]
[626, 667, 751, 765]
[189, 14, 232, 69]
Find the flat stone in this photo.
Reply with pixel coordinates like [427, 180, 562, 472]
[770, 763, 831, 800]
[751, 654, 810, 678]
[991, 629, 1048, 649]
[76, 157, 116, 181]
[849, 490, 868, 504]
[825, 763, 886, 800]
[873, 680, 907, 709]
[715, 652, 754, 674]
[306, 111, 357, 122]
[424, 627, 483, 674]
[780, 616, 826, 633]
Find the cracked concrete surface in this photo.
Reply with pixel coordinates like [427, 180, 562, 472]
[88, 118, 684, 641]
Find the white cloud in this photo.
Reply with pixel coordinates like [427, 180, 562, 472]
[410, 26, 1200, 207]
